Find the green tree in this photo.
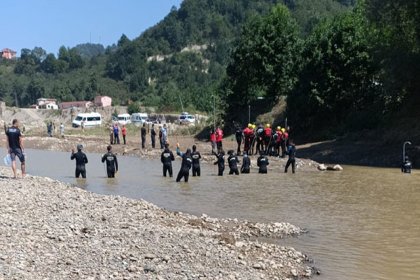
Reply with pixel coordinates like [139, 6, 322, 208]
[224, 4, 302, 122]
[25, 79, 45, 105]
[364, 0, 420, 114]
[287, 9, 382, 136]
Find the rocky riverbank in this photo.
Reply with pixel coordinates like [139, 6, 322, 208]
[0, 167, 317, 279]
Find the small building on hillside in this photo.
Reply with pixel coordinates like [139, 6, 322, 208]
[37, 98, 57, 106]
[40, 103, 58, 110]
[1, 48, 17, 60]
[94, 95, 112, 107]
[59, 101, 93, 110]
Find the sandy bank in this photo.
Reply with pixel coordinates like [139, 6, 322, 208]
[0, 167, 316, 279]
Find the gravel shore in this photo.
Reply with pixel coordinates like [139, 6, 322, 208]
[0, 167, 316, 279]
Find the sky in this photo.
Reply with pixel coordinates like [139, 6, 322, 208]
[1, 0, 183, 56]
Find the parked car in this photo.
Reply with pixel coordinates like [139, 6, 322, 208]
[72, 112, 102, 128]
[117, 113, 131, 125]
[178, 112, 196, 125]
[131, 113, 148, 125]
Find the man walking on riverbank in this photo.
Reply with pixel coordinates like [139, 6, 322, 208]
[141, 123, 147, 149]
[102, 145, 118, 178]
[285, 141, 296, 174]
[113, 123, 120, 144]
[151, 124, 156, 148]
[122, 125, 127, 145]
[6, 119, 25, 179]
[71, 144, 88, 178]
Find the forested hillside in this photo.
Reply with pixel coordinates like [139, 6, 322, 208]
[0, 0, 352, 112]
[223, 0, 420, 140]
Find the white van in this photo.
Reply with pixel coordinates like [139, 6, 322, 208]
[72, 112, 102, 128]
[117, 113, 131, 125]
[131, 113, 148, 124]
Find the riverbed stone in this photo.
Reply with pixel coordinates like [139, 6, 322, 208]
[0, 167, 311, 279]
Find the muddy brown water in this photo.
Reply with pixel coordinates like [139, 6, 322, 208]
[4, 148, 420, 280]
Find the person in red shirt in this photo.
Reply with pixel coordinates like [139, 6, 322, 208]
[243, 124, 253, 154]
[280, 128, 289, 158]
[121, 125, 127, 145]
[263, 124, 272, 153]
[275, 126, 283, 156]
[210, 129, 216, 153]
[215, 127, 223, 153]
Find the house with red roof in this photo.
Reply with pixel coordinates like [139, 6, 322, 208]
[1, 48, 17, 60]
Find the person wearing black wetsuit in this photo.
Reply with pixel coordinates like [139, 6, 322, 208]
[227, 150, 240, 175]
[161, 143, 175, 177]
[191, 145, 201, 177]
[71, 144, 88, 178]
[241, 152, 251, 174]
[401, 156, 412, 174]
[176, 148, 192, 182]
[235, 126, 243, 155]
[101, 145, 118, 178]
[141, 123, 147, 149]
[257, 151, 269, 174]
[213, 150, 225, 176]
[285, 142, 296, 173]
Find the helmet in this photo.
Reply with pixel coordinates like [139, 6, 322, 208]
[248, 123, 252, 128]
[252, 124, 256, 129]
[281, 128, 286, 132]
[277, 126, 281, 131]
[77, 144, 83, 150]
[266, 124, 271, 128]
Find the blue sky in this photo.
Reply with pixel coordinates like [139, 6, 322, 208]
[1, 0, 182, 56]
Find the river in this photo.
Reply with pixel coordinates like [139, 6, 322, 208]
[5, 148, 420, 280]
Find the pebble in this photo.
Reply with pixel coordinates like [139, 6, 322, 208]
[0, 167, 311, 279]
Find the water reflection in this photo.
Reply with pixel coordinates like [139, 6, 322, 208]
[3, 148, 420, 280]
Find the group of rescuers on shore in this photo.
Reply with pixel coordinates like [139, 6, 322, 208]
[5, 118, 297, 180]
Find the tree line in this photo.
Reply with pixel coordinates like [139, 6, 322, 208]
[222, 0, 420, 139]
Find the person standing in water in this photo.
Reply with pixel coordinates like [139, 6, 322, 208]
[213, 150, 225, 176]
[241, 151, 251, 174]
[191, 144, 201, 177]
[101, 145, 118, 178]
[227, 150, 240, 175]
[161, 143, 175, 177]
[175, 146, 192, 182]
[71, 144, 88, 178]
[257, 151, 269, 174]
[284, 140, 296, 174]
[401, 156, 412, 173]
[6, 119, 25, 179]
[141, 123, 147, 149]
